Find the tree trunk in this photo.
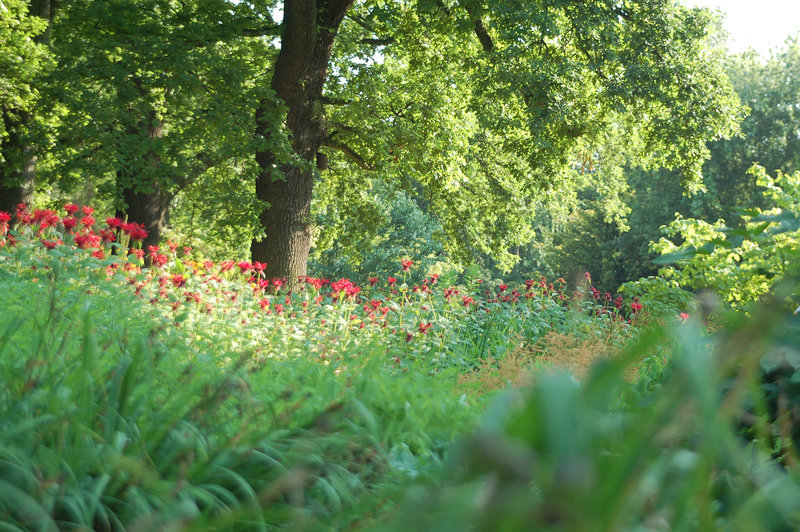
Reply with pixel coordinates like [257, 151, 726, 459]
[116, 181, 173, 252]
[0, 0, 50, 213]
[115, 112, 172, 251]
[0, 112, 35, 212]
[251, 0, 354, 282]
[252, 152, 314, 280]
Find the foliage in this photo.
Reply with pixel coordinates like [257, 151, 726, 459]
[0, 209, 478, 529]
[0, 202, 648, 529]
[275, 0, 744, 274]
[379, 294, 800, 531]
[0, 0, 52, 176]
[43, 0, 279, 203]
[652, 166, 800, 309]
[618, 275, 696, 321]
[310, 182, 447, 281]
[522, 35, 800, 295]
[0, 0, 48, 129]
[5, 203, 800, 530]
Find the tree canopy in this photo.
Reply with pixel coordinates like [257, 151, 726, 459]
[1, 0, 744, 280]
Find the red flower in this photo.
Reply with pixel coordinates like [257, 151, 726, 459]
[122, 222, 148, 241]
[171, 274, 187, 288]
[498, 284, 508, 292]
[253, 261, 267, 273]
[74, 232, 101, 249]
[80, 215, 95, 227]
[105, 217, 123, 228]
[630, 298, 643, 314]
[418, 322, 432, 334]
[64, 203, 80, 215]
[401, 259, 413, 271]
[305, 277, 325, 290]
[237, 261, 253, 273]
[81, 206, 94, 216]
[41, 239, 63, 250]
[99, 228, 116, 243]
[387, 276, 397, 286]
[369, 277, 378, 286]
[330, 278, 354, 295]
[345, 285, 360, 298]
[62, 217, 78, 231]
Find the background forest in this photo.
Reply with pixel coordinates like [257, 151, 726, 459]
[3, 0, 800, 530]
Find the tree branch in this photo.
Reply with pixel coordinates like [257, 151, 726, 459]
[327, 121, 359, 134]
[457, 1, 493, 52]
[347, 13, 394, 46]
[360, 37, 394, 46]
[242, 24, 282, 37]
[322, 137, 374, 170]
[320, 95, 351, 106]
[347, 13, 378, 34]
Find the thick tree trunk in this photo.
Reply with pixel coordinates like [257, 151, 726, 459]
[115, 112, 172, 251]
[251, 0, 354, 282]
[252, 155, 314, 280]
[115, 181, 173, 252]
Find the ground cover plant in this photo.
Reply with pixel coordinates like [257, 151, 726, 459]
[0, 204, 648, 530]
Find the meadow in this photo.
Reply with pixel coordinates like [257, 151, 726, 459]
[2, 204, 799, 531]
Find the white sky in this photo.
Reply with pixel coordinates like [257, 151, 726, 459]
[683, 0, 800, 55]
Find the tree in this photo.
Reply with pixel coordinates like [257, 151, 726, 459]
[251, 0, 354, 279]
[252, 0, 742, 282]
[0, 0, 52, 213]
[540, 35, 800, 293]
[45, 0, 277, 249]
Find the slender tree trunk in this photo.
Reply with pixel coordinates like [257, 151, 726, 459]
[251, 0, 354, 282]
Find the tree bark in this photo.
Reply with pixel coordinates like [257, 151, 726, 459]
[115, 111, 172, 251]
[251, 0, 354, 282]
[115, 181, 173, 251]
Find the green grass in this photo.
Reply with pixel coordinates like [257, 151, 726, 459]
[2, 224, 800, 530]
[0, 245, 479, 530]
